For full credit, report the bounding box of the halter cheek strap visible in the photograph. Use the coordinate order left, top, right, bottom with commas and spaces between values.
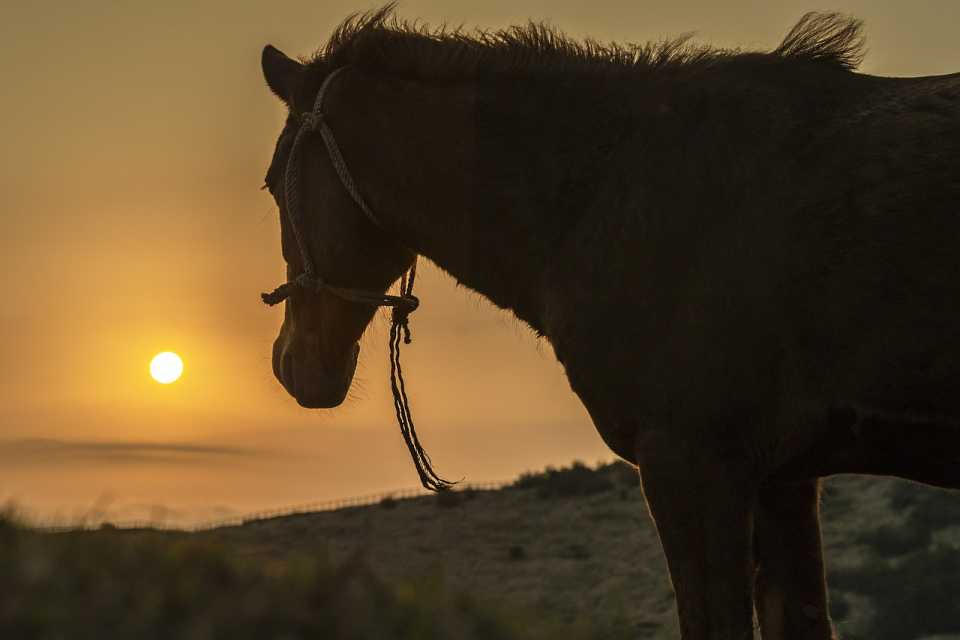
261, 67, 454, 492
261, 67, 416, 311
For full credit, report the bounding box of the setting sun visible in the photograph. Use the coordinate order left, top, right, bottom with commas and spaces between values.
150, 352, 183, 384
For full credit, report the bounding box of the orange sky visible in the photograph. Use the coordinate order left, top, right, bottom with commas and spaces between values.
3, 0, 959, 526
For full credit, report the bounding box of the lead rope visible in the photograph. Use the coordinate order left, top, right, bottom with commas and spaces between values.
388, 263, 454, 491
262, 67, 455, 492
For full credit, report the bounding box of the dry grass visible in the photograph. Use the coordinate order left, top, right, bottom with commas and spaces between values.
205, 477, 671, 636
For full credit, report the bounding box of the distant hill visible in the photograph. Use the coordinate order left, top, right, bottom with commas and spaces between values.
3, 462, 960, 639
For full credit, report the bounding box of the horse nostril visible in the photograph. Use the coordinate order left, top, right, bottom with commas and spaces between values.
272, 338, 282, 373
272, 338, 287, 385
280, 348, 296, 393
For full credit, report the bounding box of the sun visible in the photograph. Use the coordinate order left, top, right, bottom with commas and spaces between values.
150, 352, 183, 384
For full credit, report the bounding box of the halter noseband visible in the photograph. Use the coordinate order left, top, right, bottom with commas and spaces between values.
261, 67, 418, 312
261, 67, 454, 492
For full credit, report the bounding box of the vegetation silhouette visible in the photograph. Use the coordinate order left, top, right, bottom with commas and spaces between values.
0, 510, 632, 640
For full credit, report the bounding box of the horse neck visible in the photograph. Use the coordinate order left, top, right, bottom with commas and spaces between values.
328, 70, 588, 334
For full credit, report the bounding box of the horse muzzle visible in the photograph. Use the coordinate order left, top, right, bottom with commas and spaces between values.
272, 336, 359, 408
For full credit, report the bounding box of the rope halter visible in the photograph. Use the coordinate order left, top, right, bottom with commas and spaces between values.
261, 67, 454, 492
261, 67, 416, 312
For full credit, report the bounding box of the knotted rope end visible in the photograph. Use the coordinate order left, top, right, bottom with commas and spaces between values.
261, 283, 296, 306
261, 273, 324, 306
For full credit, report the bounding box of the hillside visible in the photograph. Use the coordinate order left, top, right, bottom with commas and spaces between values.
4, 463, 960, 639
198, 465, 960, 640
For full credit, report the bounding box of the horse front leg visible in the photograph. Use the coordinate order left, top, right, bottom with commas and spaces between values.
637, 436, 757, 640
753, 480, 835, 640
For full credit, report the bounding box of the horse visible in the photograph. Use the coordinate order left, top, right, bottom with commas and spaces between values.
258, 8, 960, 639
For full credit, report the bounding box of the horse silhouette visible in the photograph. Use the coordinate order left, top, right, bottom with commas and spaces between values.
259, 9, 960, 639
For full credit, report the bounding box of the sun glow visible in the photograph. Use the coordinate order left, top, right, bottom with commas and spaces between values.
150, 352, 183, 384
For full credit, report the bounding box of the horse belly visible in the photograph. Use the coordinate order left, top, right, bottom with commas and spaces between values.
779, 197, 960, 483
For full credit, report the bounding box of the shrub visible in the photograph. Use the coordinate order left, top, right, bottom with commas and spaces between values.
436, 489, 463, 509
911, 491, 960, 530
828, 593, 851, 622
889, 481, 960, 529
595, 461, 640, 489
514, 462, 614, 499
819, 480, 854, 513
856, 523, 931, 557
889, 479, 930, 510
829, 558, 884, 595
829, 546, 960, 640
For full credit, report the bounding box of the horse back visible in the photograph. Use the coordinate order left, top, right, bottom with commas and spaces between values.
792, 71, 960, 416
551, 66, 960, 466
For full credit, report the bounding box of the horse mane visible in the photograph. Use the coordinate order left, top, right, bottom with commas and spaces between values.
773, 11, 866, 70
312, 6, 866, 79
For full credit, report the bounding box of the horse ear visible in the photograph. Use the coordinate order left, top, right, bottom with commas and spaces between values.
262, 45, 303, 103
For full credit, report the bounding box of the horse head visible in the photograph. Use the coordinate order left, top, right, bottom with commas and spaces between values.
261, 46, 416, 409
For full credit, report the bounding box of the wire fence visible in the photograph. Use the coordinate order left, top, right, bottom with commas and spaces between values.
33, 479, 514, 534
